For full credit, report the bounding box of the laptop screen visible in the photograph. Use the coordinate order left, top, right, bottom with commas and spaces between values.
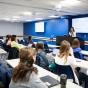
52, 49, 59, 56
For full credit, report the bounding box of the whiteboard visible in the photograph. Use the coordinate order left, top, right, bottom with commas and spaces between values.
35, 22, 44, 32
72, 17, 88, 33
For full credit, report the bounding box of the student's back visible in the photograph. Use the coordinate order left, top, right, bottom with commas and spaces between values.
9, 47, 48, 88
9, 72, 47, 88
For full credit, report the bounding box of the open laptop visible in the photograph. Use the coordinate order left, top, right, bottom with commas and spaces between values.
52, 49, 59, 56
40, 75, 59, 88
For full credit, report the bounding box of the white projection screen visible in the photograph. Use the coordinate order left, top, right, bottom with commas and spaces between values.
72, 17, 88, 33
35, 22, 44, 32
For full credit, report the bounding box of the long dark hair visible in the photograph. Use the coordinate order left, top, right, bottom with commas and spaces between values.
12, 47, 38, 82
70, 27, 75, 32
6, 35, 11, 44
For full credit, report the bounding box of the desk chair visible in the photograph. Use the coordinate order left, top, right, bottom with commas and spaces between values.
44, 44, 52, 53
73, 52, 82, 59
8, 47, 19, 59
55, 64, 76, 83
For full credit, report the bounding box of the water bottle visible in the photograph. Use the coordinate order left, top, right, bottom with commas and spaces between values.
60, 74, 67, 88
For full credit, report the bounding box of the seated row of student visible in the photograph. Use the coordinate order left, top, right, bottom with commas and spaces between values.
72, 38, 83, 59
55, 40, 88, 87
9, 47, 48, 88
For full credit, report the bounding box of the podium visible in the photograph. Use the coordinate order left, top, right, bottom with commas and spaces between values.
56, 36, 84, 50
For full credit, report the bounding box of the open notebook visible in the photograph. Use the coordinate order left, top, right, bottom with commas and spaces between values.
40, 75, 59, 88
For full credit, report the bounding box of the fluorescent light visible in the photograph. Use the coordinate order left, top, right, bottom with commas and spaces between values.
23, 12, 32, 15
12, 16, 20, 18
49, 15, 59, 18
56, 0, 81, 7
12, 19, 17, 21
35, 18, 43, 20
26, 20, 32, 21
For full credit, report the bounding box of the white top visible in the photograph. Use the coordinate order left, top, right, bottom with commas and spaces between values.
55, 55, 76, 69
69, 32, 76, 37
55, 55, 79, 84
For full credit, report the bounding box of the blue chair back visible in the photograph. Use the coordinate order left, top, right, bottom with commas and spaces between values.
55, 64, 75, 83
73, 52, 81, 59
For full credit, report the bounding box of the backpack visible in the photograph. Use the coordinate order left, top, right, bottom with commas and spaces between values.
36, 52, 49, 70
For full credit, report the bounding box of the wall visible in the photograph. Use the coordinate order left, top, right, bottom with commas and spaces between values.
0, 21, 23, 36
24, 18, 69, 44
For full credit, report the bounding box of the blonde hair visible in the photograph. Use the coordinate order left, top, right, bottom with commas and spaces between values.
58, 40, 70, 64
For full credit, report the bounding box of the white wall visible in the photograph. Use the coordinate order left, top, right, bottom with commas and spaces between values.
0, 21, 23, 36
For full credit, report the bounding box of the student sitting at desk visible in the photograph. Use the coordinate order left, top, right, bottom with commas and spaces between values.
9, 47, 48, 88
28, 35, 35, 47
55, 40, 88, 88
72, 38, 83, 59
6, 35, 11, 46
11, 35, 21, 50
35, 42, 50, 69
55, 40, 79, 84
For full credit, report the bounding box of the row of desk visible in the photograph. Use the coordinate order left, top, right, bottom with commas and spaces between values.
6, 59, 82, 88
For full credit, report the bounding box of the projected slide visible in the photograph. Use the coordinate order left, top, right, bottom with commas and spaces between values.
35, 22, 44, 32
72, 17, 88, 33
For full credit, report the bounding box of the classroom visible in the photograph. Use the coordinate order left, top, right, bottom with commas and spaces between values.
0, 0, 88, 88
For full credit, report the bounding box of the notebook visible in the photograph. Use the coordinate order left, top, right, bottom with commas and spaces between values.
52, 49, 59, 56
28, 44, 32, 47
40, 75, 59, 87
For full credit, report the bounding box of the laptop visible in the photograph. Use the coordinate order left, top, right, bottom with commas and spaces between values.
40, 75, 59, 88
52, 49, 59, 56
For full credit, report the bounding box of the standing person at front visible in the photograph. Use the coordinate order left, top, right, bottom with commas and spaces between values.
69, 27, 76, 37
9, 47, 48, 88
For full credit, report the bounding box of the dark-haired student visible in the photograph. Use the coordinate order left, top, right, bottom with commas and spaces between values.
69, 27, 76, 37
11, 35, 21, 50
9, 47, 48, 88
6, 35, 11, 46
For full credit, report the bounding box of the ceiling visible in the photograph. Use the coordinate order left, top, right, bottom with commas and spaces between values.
0, 0, 88, 22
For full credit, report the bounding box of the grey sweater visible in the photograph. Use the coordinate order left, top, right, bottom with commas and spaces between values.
9, 72, 48, 88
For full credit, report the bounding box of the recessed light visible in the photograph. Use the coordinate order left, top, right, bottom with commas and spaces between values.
12, 16, 20, 19
35, 18, 43, 20
56, 0, 81, 7
26, 20, 32, 21
23, 12, 32, 15
49, 15, 59, 18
